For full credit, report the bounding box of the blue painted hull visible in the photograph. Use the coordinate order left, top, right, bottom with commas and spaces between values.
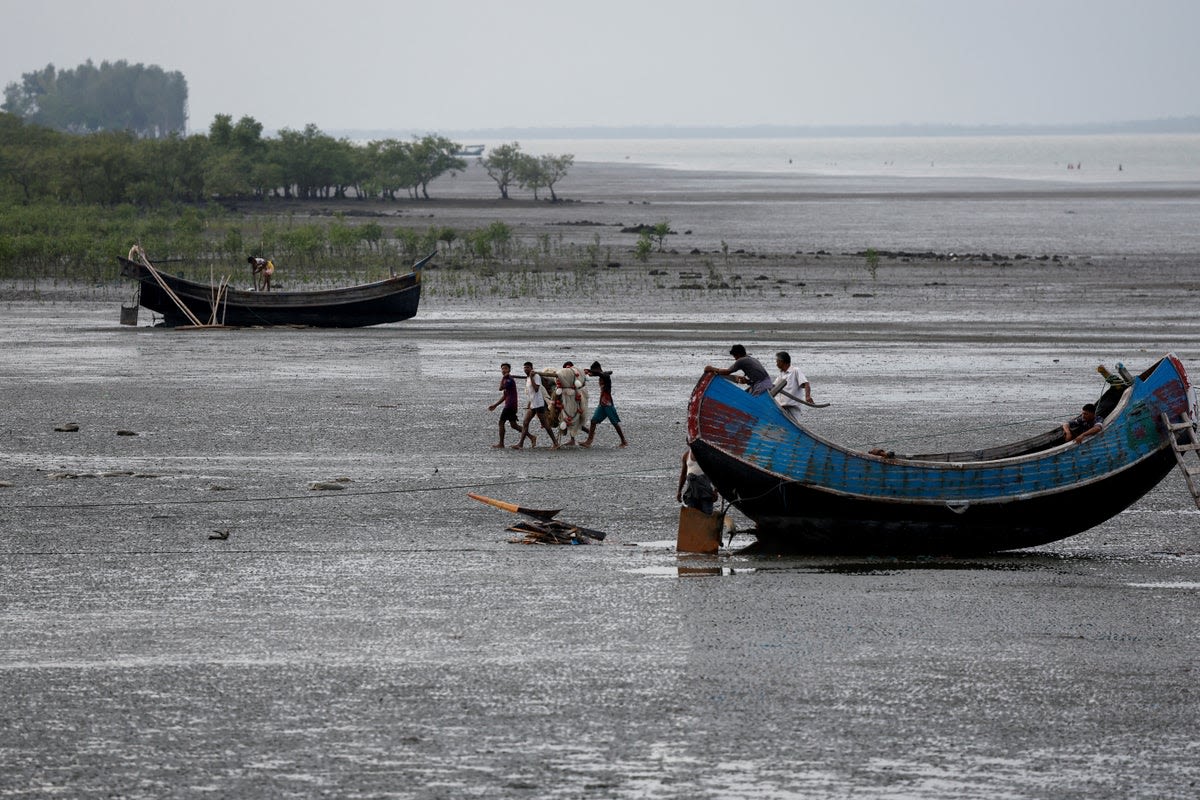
687, 356, 1195, 554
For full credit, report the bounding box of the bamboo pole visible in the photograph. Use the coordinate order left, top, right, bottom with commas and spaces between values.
129, 245, 205, 327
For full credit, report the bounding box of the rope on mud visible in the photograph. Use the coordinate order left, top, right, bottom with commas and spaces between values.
3, 467, 674, 511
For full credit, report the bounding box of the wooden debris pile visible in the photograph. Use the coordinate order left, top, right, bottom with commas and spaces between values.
468, 492, 607, 545
506, 519, 600, 545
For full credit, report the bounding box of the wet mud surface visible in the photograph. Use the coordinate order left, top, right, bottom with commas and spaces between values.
3, 255, 1200, 797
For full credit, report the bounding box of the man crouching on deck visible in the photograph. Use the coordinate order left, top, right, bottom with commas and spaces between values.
1063, 403, 1104, 443
704, 344, 773, 395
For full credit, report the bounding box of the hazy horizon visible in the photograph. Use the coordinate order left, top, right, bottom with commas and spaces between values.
4, 0, 1198, 135
328, 118, 1200, 142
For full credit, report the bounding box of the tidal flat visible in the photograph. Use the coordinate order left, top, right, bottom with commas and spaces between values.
3, 167, 1200, 797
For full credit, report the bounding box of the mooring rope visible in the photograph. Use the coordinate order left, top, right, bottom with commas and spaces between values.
129, 244, 205, 327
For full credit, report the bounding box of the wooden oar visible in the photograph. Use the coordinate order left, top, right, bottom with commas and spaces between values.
773, 387, 831, 408
468, 492, 561, 520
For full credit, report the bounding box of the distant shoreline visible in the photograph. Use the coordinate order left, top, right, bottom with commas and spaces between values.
326, 117, 1200, 143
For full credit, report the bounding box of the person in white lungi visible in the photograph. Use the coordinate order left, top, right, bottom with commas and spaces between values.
772, 351, 814, 426
512, 361, 559, 449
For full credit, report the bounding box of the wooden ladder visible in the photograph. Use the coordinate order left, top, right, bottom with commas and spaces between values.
1162, 411, 1200, 509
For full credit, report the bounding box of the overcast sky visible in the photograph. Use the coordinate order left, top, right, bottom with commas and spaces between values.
4, 0, 1197, 134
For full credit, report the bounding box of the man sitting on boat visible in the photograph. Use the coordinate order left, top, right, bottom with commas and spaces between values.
1063, 403, 1104, 443
248, 256, 275, 291
704, 344, 773, 395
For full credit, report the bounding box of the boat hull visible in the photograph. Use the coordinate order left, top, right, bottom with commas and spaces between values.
687, 356, 1194, 554
119, 257, 423, 328
689, 438, 1176, 553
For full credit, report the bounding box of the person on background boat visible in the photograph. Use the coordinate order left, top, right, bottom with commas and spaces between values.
513, 361, 558, 450
678, 447, 717, 514
248, 256, 275, 291
1063, 403, 1104, 443
704, 344, 772, 395
580, 360, 628, 448
771, 351, 814, 425
488, 362, 522, 448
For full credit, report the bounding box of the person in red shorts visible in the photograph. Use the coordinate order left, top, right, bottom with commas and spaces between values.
580, 360, 628, 448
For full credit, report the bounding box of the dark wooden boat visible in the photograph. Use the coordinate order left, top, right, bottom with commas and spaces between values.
118, 253, 430, 328
687, 355, 1198, 554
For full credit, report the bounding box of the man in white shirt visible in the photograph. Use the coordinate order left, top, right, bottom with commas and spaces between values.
512, 361, 559, 449
771, 351, 813, 425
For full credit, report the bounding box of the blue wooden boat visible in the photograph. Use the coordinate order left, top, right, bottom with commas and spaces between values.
687, 355, 1197, 554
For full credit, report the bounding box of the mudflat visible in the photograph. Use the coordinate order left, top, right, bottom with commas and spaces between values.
2, 162, 1200, 798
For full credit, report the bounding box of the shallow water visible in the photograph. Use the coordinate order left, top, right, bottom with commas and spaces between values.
3, 259, 1200, 797
514, 134, 1200, 184
424, 136, 1200, 257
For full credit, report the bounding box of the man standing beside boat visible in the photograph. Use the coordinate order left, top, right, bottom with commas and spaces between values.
704, 344, 773, 395
678, 447, 717, 514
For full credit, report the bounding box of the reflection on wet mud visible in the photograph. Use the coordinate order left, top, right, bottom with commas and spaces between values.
677, 565, 756, 578
653, 548, 1090, 577
741, 552, 1079, 574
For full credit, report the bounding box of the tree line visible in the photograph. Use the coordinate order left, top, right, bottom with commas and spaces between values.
0, 112, 572, 206
3, 60, 188, 139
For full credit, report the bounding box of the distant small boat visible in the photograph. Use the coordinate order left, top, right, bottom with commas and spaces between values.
454, 144, 485, 157
688, 355, 1199, 554
119, 252, 431, 328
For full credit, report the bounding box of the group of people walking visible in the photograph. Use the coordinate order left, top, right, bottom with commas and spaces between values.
487, 344, 815, 459
487, 344, 818, 522
488, 360, 628, 450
